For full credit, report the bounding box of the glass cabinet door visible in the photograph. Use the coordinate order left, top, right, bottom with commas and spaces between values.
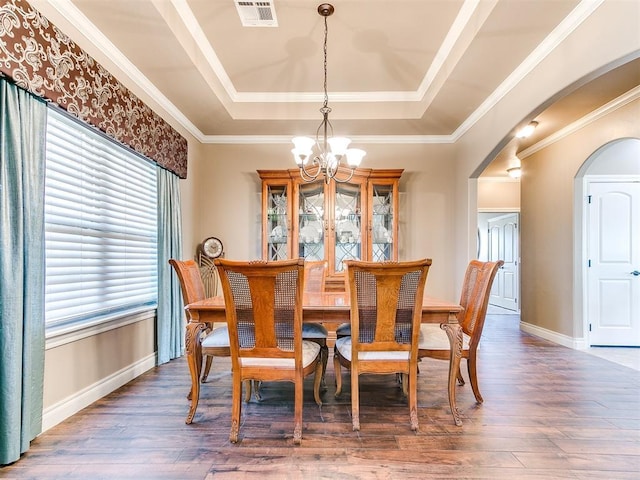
333, 182, 362, 273
266, 183, 289, 261
297, 181, 325, 261
259, 168, 402, 291
370, 183, 395, 262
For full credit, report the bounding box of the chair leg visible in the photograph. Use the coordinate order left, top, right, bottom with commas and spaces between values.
351, 366, 360, 431
456, 366, 465, 386
242, 380, 262, 402
293, 372, 303, 445
409, 367, 419, 431
467, 356, 483, 404
185, 323, 205, 424
320, 343, 329, 390
243, 380, 253, 402
307, 339, 328, 390
201, 354, 213, 383
313, 360, 323, 406
333, 353, 343, 397
230, 375, 242, 443
186, 353, 202, 424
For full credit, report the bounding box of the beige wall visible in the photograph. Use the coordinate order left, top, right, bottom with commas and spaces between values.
179, 139, 203, 256
452, 0, 640, 292
478, 179, 520, 211
451, 1, 639, 338
189, 142, 459, 300
521, 99, 640, 337
44, 317, 155, 411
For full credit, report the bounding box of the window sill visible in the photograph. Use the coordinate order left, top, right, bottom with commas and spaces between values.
45, 308, 157, 350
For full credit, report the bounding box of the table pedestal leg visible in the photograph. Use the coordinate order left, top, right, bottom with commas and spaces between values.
441, 313, 463, 427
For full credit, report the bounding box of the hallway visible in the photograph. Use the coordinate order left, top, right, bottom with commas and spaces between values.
487, 304, 640, 371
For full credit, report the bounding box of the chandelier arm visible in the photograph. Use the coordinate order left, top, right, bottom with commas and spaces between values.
325, 155, 337, 180
317, 107, 333, 155
299, 155, 322, 182
330, 167, 356, 184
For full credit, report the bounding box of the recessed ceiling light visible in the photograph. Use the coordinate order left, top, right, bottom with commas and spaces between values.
507, 167, 522, 178
516, 121, 539, 139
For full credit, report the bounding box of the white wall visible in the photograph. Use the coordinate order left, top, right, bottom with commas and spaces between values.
584, 138, 640, 175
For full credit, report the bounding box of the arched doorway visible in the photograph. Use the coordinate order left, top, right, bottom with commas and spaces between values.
575, 138, 640, 347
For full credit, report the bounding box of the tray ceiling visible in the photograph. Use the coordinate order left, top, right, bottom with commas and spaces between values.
28, 0, 640, 176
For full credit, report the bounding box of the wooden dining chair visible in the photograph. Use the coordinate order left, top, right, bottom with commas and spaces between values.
334, 259, 431, 432
250, 259, 329, 398
303, 260, 329, 385
215, 258, 323, 444
418, 259, 503, 404
168, 259, 230, 424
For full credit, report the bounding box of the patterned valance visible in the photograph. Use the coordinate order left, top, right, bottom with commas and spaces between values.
0, 0, 188, 178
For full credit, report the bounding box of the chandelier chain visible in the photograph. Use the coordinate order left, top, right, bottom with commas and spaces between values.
291, 4, 365, 184
323, 14, 328, 110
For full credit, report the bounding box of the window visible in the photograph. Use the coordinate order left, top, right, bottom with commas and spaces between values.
44, 107, 158, 332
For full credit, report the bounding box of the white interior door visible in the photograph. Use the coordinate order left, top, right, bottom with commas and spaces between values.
487, 213, 519, 311
588, 181, 640, 346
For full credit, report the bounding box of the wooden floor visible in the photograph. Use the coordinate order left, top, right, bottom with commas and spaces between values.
3, 314, 639, 479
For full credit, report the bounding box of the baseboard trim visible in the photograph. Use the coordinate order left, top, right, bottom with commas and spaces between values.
520, 320, 587, 349
41, 353, 157, 433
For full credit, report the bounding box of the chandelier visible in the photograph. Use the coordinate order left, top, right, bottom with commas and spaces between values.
291, 3, 366, 184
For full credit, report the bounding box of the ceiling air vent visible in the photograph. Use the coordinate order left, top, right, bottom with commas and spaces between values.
234, 1, 278, 27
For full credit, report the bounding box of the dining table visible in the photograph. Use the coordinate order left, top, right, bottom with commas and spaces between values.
185, 291, 464, 426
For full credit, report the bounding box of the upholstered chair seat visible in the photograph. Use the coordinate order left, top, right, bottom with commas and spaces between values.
418, 324, 472, 351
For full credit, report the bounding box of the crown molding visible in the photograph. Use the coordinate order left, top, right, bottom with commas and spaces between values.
36, 0, 604, 145
31, 0, 201, 138
169, 0, 236, 99
520, 85, 640, 159
450, 0, 604, 142
199, 134, 455, 145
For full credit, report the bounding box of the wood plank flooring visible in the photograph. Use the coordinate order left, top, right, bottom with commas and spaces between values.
2, 314, 639, 479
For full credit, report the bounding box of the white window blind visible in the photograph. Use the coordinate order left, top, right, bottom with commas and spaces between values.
45, 107, 158, 329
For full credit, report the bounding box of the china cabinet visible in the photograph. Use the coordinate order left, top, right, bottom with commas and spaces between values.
259, 167, 402, 291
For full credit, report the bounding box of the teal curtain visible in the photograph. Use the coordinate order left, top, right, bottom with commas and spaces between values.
0, 79, 47, 465
156, 166, 184, 364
